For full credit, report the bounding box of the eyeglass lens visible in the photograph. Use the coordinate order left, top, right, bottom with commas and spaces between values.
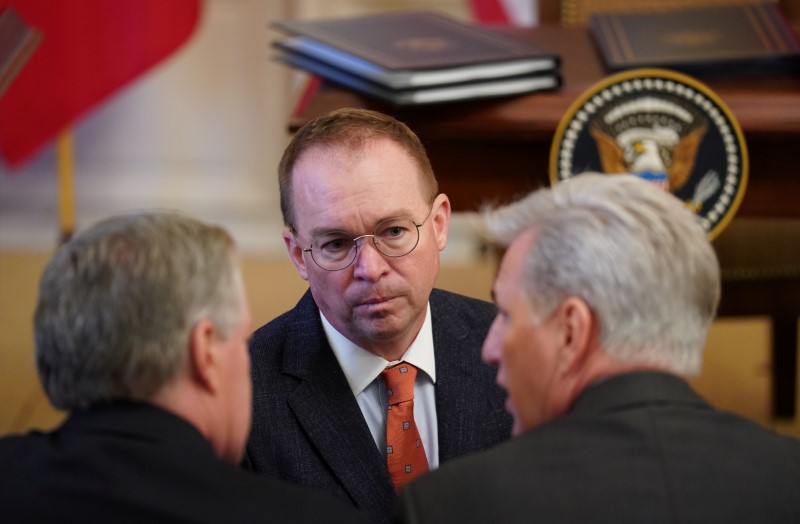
310, 216, 421, 271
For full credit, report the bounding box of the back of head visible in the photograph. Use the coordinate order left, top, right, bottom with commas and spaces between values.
278, 108, 438, 231
482, 174, 720, 375
35, 211, 243, 410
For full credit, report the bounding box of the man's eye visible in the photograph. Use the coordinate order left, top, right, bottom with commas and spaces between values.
320, 238, 351, 252
382, 226, 406, 238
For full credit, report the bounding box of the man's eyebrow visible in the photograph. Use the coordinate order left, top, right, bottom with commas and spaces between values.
306, 210, 417, 238
307, 225, 351, 238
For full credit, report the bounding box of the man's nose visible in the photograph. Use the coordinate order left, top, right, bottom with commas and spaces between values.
351, 236, 390, 280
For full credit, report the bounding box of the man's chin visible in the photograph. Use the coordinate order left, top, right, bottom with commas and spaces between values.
353, 306, 408, 334
357, 322, 405, 344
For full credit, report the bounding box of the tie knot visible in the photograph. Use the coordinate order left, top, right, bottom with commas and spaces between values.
381, 362, 417, 405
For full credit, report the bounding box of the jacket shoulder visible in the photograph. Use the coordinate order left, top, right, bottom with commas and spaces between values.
249, 291, 319, 355
429, 289, 495, 321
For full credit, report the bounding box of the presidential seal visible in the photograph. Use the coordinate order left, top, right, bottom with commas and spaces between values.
549, 68, 748, 239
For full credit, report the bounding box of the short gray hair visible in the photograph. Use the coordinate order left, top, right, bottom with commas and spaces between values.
35, 211, 244, 410
482, 174, 720, 375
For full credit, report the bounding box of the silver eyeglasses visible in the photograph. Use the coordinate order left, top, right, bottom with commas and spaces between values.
302, 206, 433, 271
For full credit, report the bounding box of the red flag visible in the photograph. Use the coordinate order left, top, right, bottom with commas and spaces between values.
0, 0, 200, 169
467, 0, 512, 25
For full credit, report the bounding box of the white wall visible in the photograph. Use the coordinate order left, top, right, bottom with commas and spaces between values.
0, 0, 483, 257
1, 1, 293, 254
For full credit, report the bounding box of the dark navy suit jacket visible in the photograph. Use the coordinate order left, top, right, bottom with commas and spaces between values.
394, 372, 800, 524
246, 289, 511, 523
0, 402, 367, 523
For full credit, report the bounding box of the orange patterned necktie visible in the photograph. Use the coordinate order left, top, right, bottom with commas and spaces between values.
381, 362, 429, 491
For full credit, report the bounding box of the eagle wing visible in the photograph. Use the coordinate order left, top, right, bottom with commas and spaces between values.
668, 122, 708, 191
590, 127, 627, 174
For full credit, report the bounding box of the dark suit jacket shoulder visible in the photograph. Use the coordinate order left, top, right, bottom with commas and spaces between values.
0, 402, 366, 523
247, 289, 510, 523
395, 372, 800, 524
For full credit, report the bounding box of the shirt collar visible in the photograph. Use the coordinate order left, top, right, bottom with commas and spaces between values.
321, 304, 436, 396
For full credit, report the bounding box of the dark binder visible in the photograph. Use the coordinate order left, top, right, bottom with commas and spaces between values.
272, 10, 559, 91
276, 48, 560, 106
589, 3, 800, 76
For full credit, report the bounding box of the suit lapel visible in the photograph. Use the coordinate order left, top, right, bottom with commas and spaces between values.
430, 291, 500, 463
283, 292, 395, 516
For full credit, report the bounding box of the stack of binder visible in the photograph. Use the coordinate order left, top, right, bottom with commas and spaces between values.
271, 10, 561, 106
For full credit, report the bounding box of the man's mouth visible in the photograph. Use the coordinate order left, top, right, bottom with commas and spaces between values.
355, 296, 396, 309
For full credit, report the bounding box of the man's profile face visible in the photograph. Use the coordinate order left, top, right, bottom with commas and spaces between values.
283, 138, 450, 357
482, 231, 564, 435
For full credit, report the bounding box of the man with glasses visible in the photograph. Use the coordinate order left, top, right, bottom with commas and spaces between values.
245, 108, 511, 523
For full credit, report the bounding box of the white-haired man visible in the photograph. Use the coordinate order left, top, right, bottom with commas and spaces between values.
394, 174, 800, 523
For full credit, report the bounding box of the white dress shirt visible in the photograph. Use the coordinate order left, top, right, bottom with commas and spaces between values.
321, 305, 439, 469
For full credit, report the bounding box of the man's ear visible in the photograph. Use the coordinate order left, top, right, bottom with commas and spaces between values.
556, 297, 595, 375
188, 318, 221, 393
283, 230, 309, 281
431, 193, 451, 251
